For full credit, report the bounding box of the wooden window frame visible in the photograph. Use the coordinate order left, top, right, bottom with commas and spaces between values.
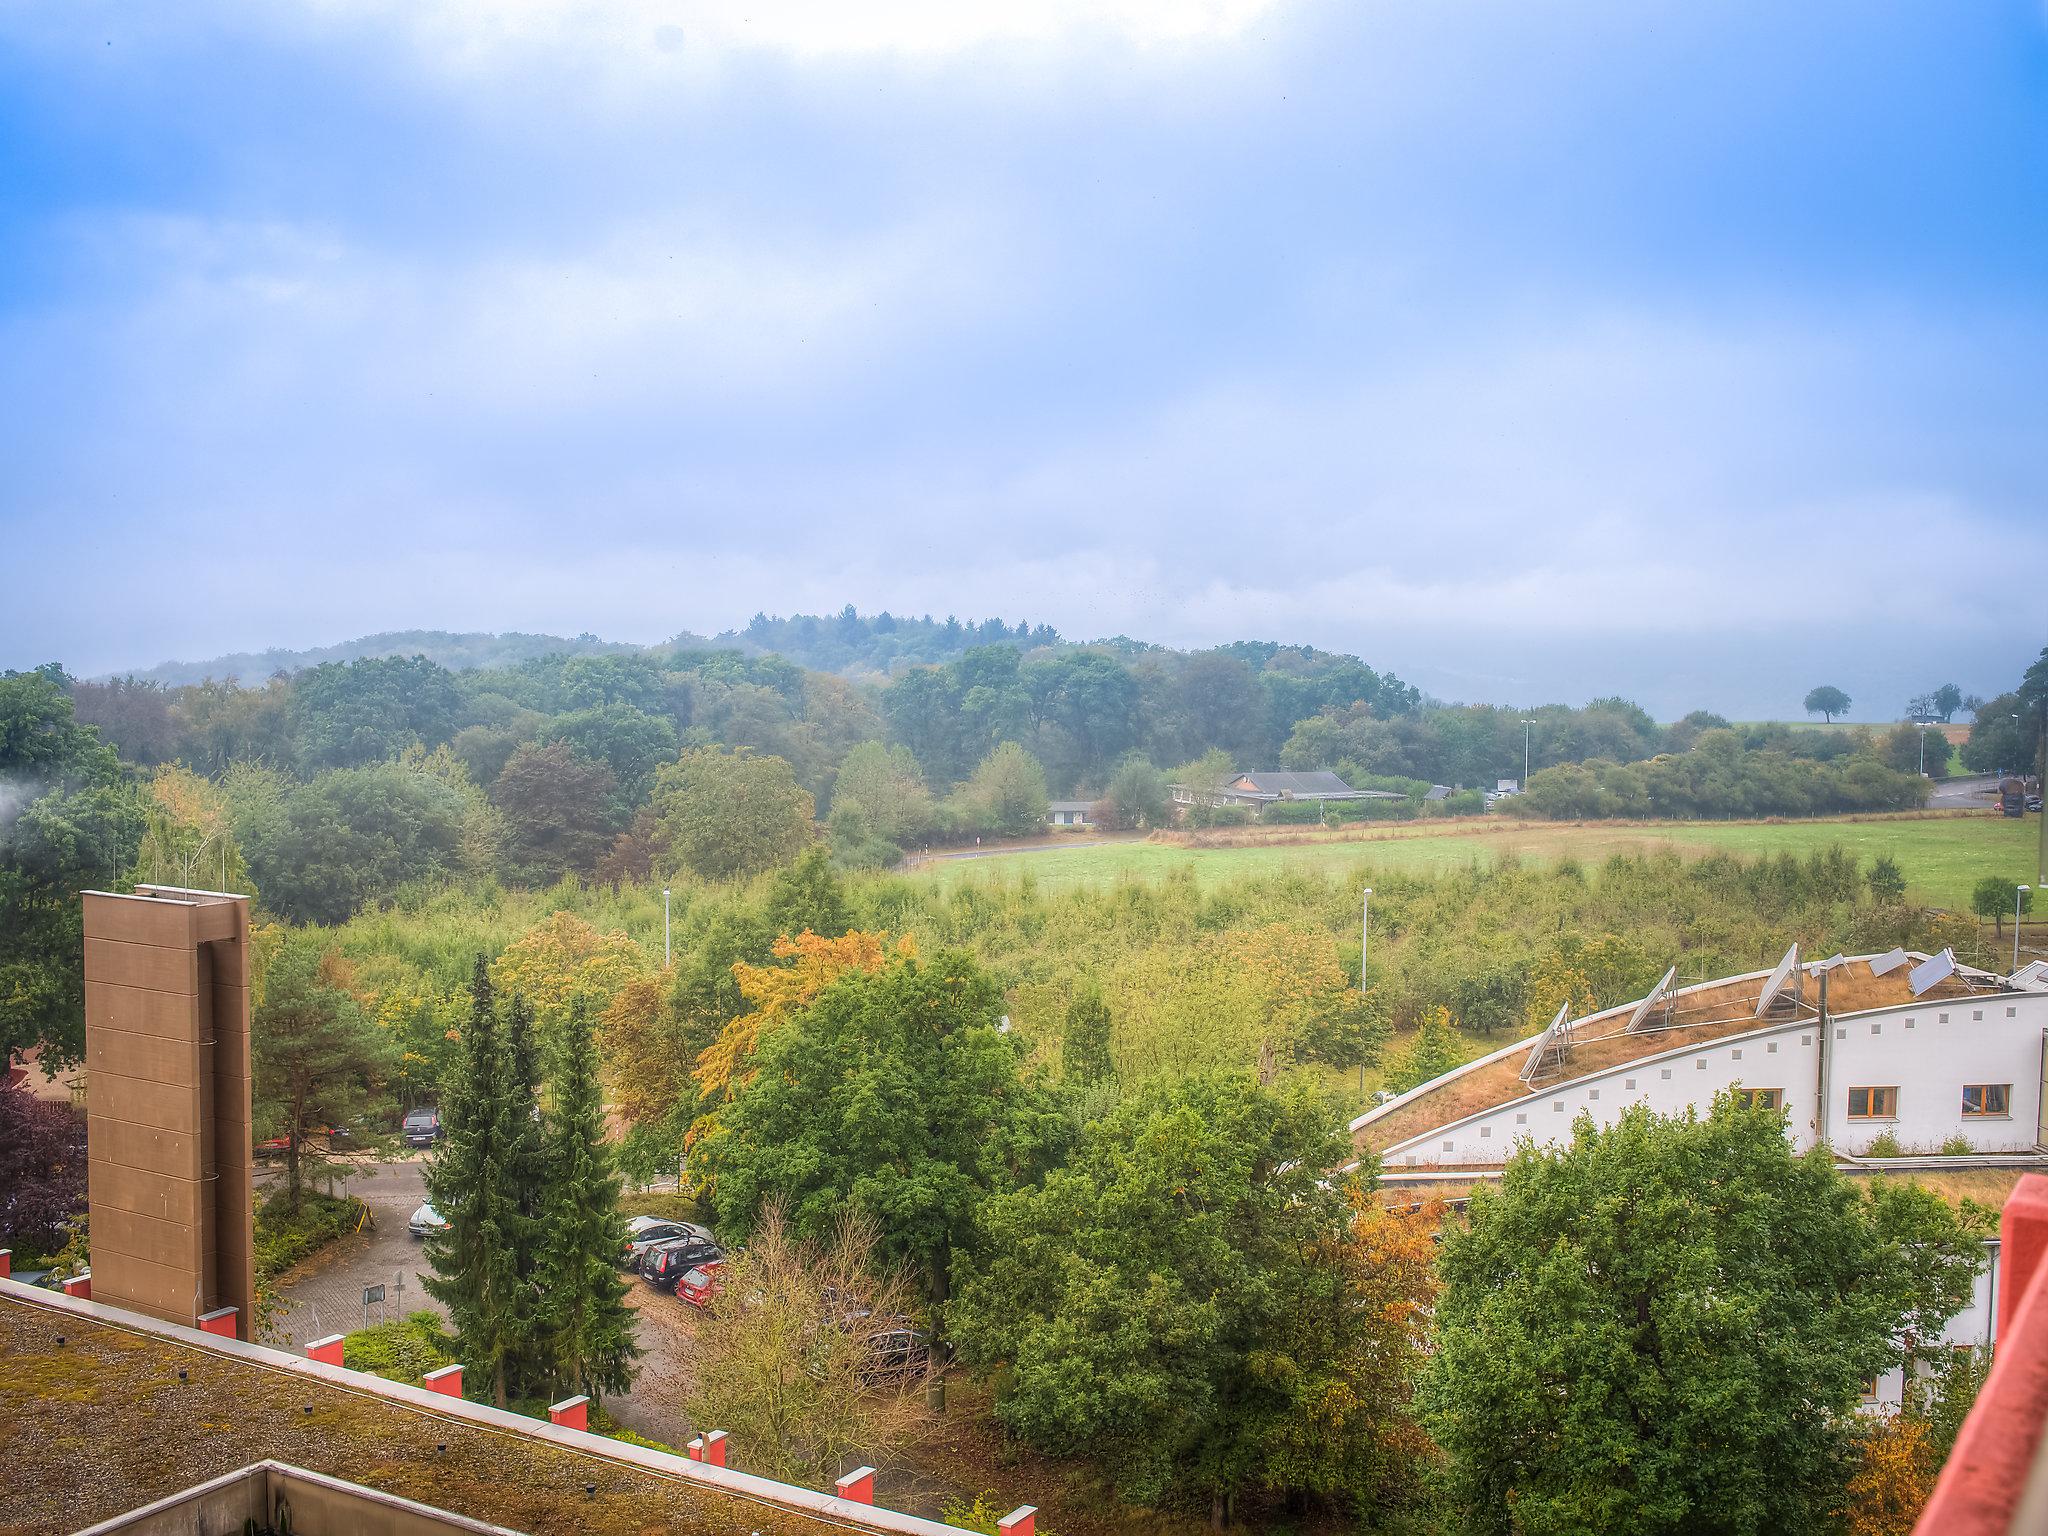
1961, 1083, 2011, 1119
1847, 1086, 1898, 1120
1734, 1087, 1784, 1110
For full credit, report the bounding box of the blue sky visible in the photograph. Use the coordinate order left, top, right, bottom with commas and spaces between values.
2, 0, 2044, 718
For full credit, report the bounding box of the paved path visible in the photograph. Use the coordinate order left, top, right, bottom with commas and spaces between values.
262, 1158, 440, 1348
264, 1158, 697, 1440
1930, 774, 2001, 808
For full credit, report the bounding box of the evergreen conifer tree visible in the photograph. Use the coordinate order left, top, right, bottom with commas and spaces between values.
536, 1001, 641, 1405
425, 962, 552, 1406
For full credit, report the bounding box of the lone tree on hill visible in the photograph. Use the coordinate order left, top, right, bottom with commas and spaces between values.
1804, 684, 1852, 723
1418, 1094, 1985, 1536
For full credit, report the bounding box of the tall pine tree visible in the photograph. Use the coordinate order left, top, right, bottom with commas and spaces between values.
426, 960, 545, 1407
536, 1000, 640, 1406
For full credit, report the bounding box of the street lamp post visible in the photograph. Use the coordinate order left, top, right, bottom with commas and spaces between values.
663, 887, 672, 969
1917, 722, 1927, 776
2020, 886, 2033, 975
1359, 886, 1374, 1096
1521, 720, 1536, 789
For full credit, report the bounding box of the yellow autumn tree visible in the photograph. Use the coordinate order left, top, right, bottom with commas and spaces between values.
134, 764, 253, 898
491, 911, 649, 1036
1845, 1415, 1936, 1536
693, 929, 915, 1105
603, 975, 684, 1125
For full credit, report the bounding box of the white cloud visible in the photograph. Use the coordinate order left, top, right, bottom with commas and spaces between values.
303, 0, 1289, 71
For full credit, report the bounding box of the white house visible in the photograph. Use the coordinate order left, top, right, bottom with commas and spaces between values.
1355, 948, 2047, 1409
1046, 800, 1095, 828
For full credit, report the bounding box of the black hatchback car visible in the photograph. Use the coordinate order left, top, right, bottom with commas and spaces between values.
402, 1107, 443, 1148
641, 1235, 725, 1293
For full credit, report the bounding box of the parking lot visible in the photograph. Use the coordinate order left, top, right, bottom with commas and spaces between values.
263, 1157, 702, 1442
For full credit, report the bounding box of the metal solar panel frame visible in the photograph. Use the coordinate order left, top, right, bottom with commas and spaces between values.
2011, 959, 2048, 989
1754, 944, 1800, 1016
1519, 1002, 1572, 1083
1624, 966, 1678, 1033
1869, 948, 1911, 977
1908, 948, 1957, 998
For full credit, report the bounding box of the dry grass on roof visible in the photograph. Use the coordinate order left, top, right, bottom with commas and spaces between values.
0, 1297, 848, 1536
1356, 962, 1987, 1156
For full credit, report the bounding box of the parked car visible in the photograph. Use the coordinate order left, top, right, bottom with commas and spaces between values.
862, 1323, 933, 1385
2030, 795, 2044, 813
675, 1262, 725, 1309
253, 1135, 292, 1163
642, 1235, 724, 1292
408, 1202, 447, 1239
622, 1216, 713, 1268
402, 1107, 443, 1148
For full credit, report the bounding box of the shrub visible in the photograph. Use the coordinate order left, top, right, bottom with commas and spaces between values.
1862, 1131, 1904, 1158
343, 1310, 457, 1383
254, 1189, 365, 1280
1940, 1135, 1973, 1157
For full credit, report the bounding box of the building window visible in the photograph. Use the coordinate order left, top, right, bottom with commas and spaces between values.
1696, 1059, 1708, 1071
1661, 1068, 1672, 1080
1515, 1113, 1527, 1125
1847, 1086, 1898, 1119
1973, 1010, 1984, 1022
1905, 1020, 1915, 1030
1859, 1375, 1880, 1403
2011, 1008, 2020, 1019
1553, 1100, 1564, 1112
1962, 1084, 2011, 1118
1734, 1088, 1783, 1110
1767, 1042, 1779, 1053
1480, 1126, 1492, 1139
1870, 1023, 1881, 1036
1732, 1049, 1743, 1061
1588, 1089, 1600, 1101
1836, 1028, 1847, 1040
1624, 1078, 1636, 1091
1939, 1013, 1949, 1024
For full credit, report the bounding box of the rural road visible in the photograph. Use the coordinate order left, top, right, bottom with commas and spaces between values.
1930, 774, 2001, 809
262, 1156, 698, 1442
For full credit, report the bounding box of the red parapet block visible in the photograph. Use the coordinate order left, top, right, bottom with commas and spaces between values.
61, 1272, 91, 1300
686, 1437, 704, 1462
834, 1467, 876, 1506
704, 1429, 728, 1468
999, 1506, 1038, 1536
197, 1306, 238, 1338
0, 1248, 12, 1279
548, 1395, 589, 1432
306, 1334, 345, 1366
421, 1364, 464, 1397
1915, 1172, 2048, 1534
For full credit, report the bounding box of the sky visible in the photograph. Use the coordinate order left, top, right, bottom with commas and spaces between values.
2, 1, 2045, 720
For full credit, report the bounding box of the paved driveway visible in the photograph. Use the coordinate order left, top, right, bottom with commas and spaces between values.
263, 1157, 697, 1441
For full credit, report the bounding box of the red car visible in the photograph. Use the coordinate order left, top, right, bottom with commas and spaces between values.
676, 1261, 725, 1309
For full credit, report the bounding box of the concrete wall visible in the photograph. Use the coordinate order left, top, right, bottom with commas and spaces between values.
74, 1461, 519, 1536
82, 887, 255, 1339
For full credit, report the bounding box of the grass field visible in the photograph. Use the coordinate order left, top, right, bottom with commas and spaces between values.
914, 813, 2041, 913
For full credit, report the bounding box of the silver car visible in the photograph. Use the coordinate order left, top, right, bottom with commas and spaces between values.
408, 1201, 447, 1239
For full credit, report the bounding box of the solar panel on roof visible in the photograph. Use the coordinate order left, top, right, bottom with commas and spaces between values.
1869, 948, 1911, 977
1625, 966, 1678, 1032
1519, 1003, 1572, 1083
2008, 959, 2048, 989
1755, 944, 1799, 1016
1908, 948, 1956, 998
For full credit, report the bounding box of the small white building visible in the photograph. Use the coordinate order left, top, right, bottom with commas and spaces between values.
1046, 800, 1095, 828
1357, 948, 2047, 1409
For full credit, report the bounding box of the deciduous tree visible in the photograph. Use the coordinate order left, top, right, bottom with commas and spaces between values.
648, 747, 815, 882
0, 1078, 87, 1266
1418, 1095, 1986, 1536
952, 1074, 1428, 1523
491, 740, 618, 884
1804, 684, 1852, 723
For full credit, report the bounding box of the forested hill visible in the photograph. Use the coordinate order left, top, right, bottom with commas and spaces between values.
118, 629, 643, 687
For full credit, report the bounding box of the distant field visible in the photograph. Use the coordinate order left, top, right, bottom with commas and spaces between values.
913, 813, 2040, 912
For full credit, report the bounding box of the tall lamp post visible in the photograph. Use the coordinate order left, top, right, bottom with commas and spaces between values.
1521, 720, 1536, 790
1917, 721, 1928, 776
1359, 886, 1373, 1096
663, 886, 672, 969
2021, 886, 2033, 975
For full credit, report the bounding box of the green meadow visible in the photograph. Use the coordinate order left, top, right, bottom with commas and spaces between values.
913, 812, 2038, 914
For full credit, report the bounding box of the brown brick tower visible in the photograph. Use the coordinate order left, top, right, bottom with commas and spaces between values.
81, 886, 256, 1339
